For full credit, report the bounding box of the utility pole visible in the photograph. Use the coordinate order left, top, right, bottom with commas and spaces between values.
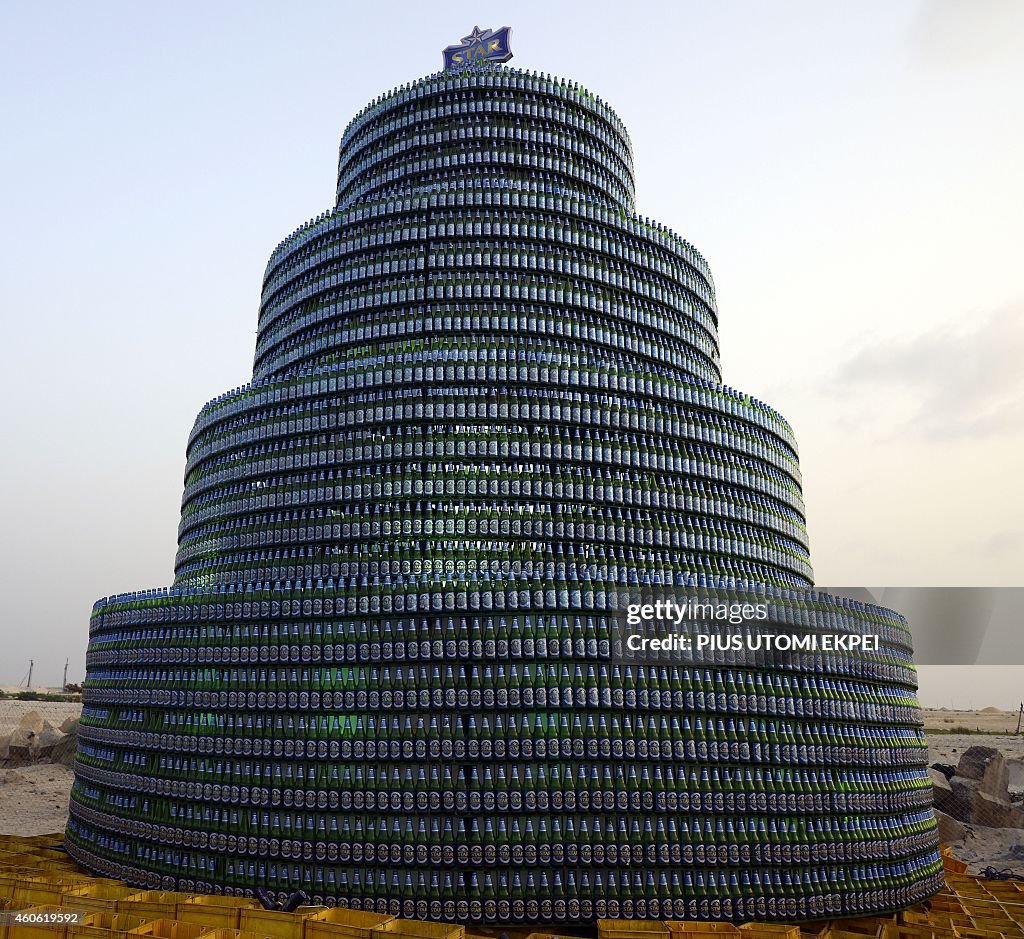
1016, 702, 1022, 736
63, 659, 69, 690
26, 659, 33, 689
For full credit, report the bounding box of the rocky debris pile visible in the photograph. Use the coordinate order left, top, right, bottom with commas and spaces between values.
933, 745, 1024, 831
0, 711, 78, 771
1008, 757, 1024, 800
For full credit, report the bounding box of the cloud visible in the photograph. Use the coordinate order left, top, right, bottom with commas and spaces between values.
832, 303, 1024, 439
910, 0, 1024, 68
974, 530, 1024, 559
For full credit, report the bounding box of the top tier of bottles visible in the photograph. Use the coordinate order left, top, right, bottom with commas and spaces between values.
335, 64, 637, 211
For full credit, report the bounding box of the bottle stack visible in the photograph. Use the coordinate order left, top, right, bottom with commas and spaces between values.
68, 61, 941, 920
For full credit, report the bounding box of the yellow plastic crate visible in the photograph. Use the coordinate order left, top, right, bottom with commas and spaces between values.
237, 907, 322, 939
195, 930, 267, 939
950, 883, 991, 902
603, 923, 673, 935
931, 899, 967, 915
174, 900, 261, 932
68, 912, 149, 939
960, 907, 1005, 925
13, 884, 71, 910
977, 921, 1020, 938
797, 926, 831, 939
971, 913, 1017, 929
370, 920, 463, 939
883, 925, 948, 939
116, 898, 191, 922
673, 932, 739, 939
973, 927, 1020, 939
128, 921, 207, 939
993, 909, 1024, 929
984, 886, 1024, 903
953, 928, 1007, 939
0, 852, 38, 866
61, 887, 139, 916
740, 927, 801, 939
604, 931, 673, 939
305, 910, 395, 939
9, 839, 58, 852
827, 928, 885, 939
0, 857, 37, 871
671, 931, 741, 939
669, 927, 738, 936
67, 925, 128, 939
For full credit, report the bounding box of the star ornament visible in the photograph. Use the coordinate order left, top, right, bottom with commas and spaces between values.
443, 25, 514, 69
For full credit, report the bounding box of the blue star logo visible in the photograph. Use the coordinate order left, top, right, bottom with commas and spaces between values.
443, 25, 514, 69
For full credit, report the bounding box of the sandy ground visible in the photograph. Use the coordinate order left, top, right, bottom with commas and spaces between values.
0, 764, 74, 836
946, 821, 1024, 874
924, 707, 1024, 736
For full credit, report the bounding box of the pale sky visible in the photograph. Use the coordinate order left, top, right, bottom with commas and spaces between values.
1, 2, 1022, 707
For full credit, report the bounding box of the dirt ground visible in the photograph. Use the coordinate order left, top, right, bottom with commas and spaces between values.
923, 707, 1023, 736
0, 763, 75, 836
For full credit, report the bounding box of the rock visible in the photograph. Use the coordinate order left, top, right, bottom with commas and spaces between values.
943, 756, 1024, 829
946, 776, 979, 822
16, 710, 45, 735
0, 732, 9, 761
931, 768, 953, 808
932, 762, 957, 780
7, 725, 39, 766
957, 746, 998, 780
935, 808, 967, 843
50, 731, 79, 768
974, 791, 1024, 829
1007, 758, 1024, 791
59, 716, 80, 734
35, 723, 63, 759
958, 746, 1007, 792
977, 754, 1010, 800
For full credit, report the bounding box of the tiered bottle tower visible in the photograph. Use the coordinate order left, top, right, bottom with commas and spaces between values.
69, 62, 942, 923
